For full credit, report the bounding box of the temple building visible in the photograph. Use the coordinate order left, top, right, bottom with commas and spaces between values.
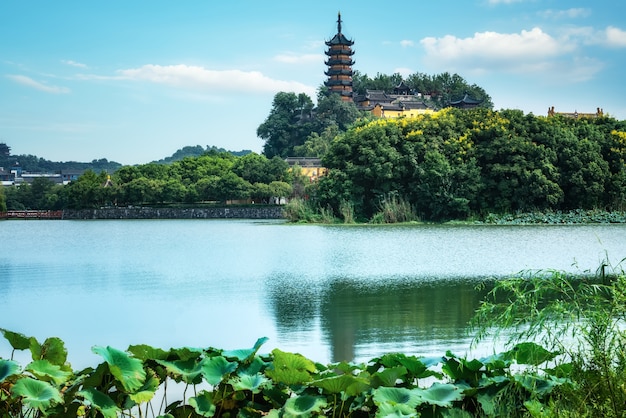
547, 106, 604, 119
325, 12, 355, 102
353, 87, 434, 118
449, 93, 482, 109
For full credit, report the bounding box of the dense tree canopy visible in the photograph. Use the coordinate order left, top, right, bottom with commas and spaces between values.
4, 152, 294, 210
352, 71, 493, 110
258, 90, 364, 159
314, 108, 626, 221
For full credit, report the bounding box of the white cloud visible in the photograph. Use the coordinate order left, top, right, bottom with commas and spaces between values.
539, 8, 591, 19
6, 74, 70, 94
421, 28, 574, 70
273, 53, 324, 64
116, 64, 316, 96
400, 40, 414, 47
421, 27, 567, 60
62, 60, 88, 68
605, 26, 626, 47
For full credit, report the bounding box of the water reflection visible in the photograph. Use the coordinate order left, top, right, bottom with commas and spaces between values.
266, 274, 492, 363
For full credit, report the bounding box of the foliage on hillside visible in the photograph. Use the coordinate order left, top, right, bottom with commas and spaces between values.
0, 143, 122, 174
309, 108, 626, 222
352, 70, 493, 110
3, 152, 299, 210
151, 145, 252, 164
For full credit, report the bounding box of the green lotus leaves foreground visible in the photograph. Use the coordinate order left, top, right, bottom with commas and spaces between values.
0, 359, 20, 382
0, 328, 32, 351
77, 388, 120, 418
413, 382, 465, 407
200, 356, 237, 385
30, 337, 68, 366
265, 349, 317, 385
25, 359, 72, 385
282, 394, 327, 417
11, 377, 63, 412
373, 386, 423, 410
0, 330, 575, 417
156, 358, 204, 384
189, 390, 216, 417
92, 345, 146, 392
222, 336, 269, 362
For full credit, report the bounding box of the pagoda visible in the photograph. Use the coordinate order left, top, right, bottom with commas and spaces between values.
324, 12, 355, 102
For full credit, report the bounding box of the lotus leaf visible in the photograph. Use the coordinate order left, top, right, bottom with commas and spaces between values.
505, 342, 559, 366
129, 369, 160, 404
0, 359, 20, 382
200, 356, 237, 385
371, 354, 442, 381
265, 349, 316, 385
372, 366, 408, 387
78, 387, 120, 418
375, 402, 418, 417
231, 371, 270, 393
11, 377, 63, 412
373, 387, 421, 409
156, 358, 203, 384
480, 353, 512, 373
513, 374, 567, 397
222, 336, 268, 361
240, 355, 269, 375
283, 394, 327, 417
311, 374, 370, 397
128, 344, 169, 361
0, 328, 32, 351
92, 345, 146, 392
414, 382, 464, 407
25, 359, 72, 385
189, 390, 216, 417
442, 354, 484, 385
30, 337, 68, 366
169, 346, 204, 361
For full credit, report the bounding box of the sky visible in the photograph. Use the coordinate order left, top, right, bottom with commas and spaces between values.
1, 0, 626, 166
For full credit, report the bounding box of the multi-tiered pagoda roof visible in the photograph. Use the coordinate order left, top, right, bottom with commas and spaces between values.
324, 13, 354, 101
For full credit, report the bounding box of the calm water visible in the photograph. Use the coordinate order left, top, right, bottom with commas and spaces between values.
1, 219, 625, 369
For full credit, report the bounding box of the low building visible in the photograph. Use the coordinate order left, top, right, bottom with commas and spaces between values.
0, 167, 14, 186
285, 157, 327, 181
354, 88, 434, 118
449, 93, 483, 109
548, 106, 604, 119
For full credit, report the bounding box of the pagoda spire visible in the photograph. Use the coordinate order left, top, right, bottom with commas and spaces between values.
337, 12, 342, 34
324, 12, 354, 102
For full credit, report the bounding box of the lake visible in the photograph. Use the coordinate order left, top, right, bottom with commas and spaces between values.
1, 219, 625, 369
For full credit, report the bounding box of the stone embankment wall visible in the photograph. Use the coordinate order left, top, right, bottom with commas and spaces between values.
63, 206, 285, 220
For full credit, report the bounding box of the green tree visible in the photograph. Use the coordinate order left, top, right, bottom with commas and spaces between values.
215, 172, 252, 203
63, 170, 110, 209
269, 181, 293, 204
232, 153, 289, 184
257, 92, 315, 158
471, 111, 563, 213
0, 185, 6, 212
293, 125, 339, 158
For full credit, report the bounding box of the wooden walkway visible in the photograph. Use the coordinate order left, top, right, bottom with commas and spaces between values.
0, 210, 63, 220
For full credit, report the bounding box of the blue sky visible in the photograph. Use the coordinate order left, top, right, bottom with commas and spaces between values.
2, 0, 626, 165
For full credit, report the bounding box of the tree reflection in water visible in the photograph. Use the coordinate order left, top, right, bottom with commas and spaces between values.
267, 274, 493, 363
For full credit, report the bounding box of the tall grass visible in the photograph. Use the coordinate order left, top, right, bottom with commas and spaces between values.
371, 193, 419, 224
471, 259, 626, 417
282, 198, 337, 224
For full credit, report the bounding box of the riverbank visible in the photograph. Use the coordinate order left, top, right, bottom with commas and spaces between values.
61, 206, 285, 220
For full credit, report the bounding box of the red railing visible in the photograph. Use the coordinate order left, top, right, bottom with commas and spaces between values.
0, 210, 63, 219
